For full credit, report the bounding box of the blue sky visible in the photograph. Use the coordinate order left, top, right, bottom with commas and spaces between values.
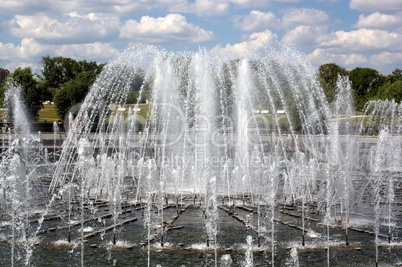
0, 0, 401, 74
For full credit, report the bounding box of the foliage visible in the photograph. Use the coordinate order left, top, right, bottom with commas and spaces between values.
390, 68, 402, 82
126, 90, 148, 104
376, 80, 402, 103
53, 71, 98, 119
318, 63, 349, 103
0, 78, 6, 108
349, 67, 385, 110
0, 67, 48, 121
41, 56, 104, 120
318, 65, 401, 107
125, 68, 147, 104
4, 56, 402, 125
41, 56, 104, 88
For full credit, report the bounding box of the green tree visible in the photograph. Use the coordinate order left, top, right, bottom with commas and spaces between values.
53, 71, 99, 119
53, 87, 72, 120
41, 56, 80, 88
126, 90, 148, 104
0, 67, 47, 121
0, 76, 8, 108
349, 67, 385, 110
377, 80, 402, 103
41, 56, 104, 88
318, 63, 349, 103
390, 68, 402, 82
125, 68, 147, 104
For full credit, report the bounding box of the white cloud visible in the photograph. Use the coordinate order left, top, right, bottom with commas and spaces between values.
1, 0, 401, 75
231, 0, 264, 6
350, 0, 402, 13
0, 38, 52, 71
230, 0, 299, 7
305, 24, 402, 73
193, 0, 230, 16
370, 52, 402, 67
308, 48, 402, 73
233, 10, 280, 32
321, 28, 402, 51
120, 14, 214, 44
211, 30, 277, 57
0, 38, 118, 72
307, 48, 368, 68
354, 12, 402, 30
171, 0, 301, 16
0, 0, 188, 16
172, 0, 300, 16
282, 8, 329, 29
282, 25, 327, 46
0, 38, 46, 61
0, 0, 302, 18
54, 42, 118, 61
172, 0, 230, 16
9, 13, 120, 44
0, 0, 52, 15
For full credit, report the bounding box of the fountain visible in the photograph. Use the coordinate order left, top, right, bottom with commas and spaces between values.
0, 44, 401, 266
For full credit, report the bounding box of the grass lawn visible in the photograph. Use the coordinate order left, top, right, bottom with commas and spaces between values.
37, 103, 151, 123
0, 104, 60, 122
4, 103, 371, 131
38, 104, 59, 122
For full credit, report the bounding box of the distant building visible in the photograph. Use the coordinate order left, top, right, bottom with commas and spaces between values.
0, 68, 10, 85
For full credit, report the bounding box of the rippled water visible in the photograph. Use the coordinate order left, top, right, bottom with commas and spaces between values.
1, 203, 401, 266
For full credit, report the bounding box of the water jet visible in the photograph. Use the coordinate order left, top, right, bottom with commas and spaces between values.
1, 45, 401, 266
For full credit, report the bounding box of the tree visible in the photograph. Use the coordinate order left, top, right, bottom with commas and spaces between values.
42, 56, 104, 119
349, 67, 385, 110
41, 56, 104, 88
318, 63, 349, 103
126, 90, 148, 104
53, 71, 99, 119
391, 68, 402, 82
0, 67, 47, 121
53, 87, 72, 120
377, 80, 402, 103
41, 56, 80, 88
0, 76, 8, 108
125, 68, 147, 104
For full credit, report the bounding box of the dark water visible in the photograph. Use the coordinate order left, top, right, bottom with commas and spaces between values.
1, 205, 401, 266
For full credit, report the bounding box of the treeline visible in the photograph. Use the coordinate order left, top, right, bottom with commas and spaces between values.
318, 63, 402, 110
1, 57, 401, 122
0, 56, 105, 121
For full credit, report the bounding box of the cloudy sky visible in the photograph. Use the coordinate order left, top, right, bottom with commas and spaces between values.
0, 0, 401, 74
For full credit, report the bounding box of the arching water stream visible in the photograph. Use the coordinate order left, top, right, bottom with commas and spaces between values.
1, 45, 401, 266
